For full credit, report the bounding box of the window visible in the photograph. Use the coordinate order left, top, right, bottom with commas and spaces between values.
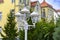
19, 0, 28, 6
43, 9, 45, 17
0, 12, 2, 20
48, 9, 53, 18
23, 0, 26, 5
19, 0, 22, 3
0, 27, 2, 32
0, 0, 4, 3
27, 0, 29, 5
41, 9, 45, 18
35, 4, 39, 11
11, 0, 15, 3
19, 0, 24, 4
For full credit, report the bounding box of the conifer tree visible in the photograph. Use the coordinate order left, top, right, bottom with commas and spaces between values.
1, 10, 18, 40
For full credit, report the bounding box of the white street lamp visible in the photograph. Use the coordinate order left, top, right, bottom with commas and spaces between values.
21, 7, 30, 13
20, 7, 30, 40
15, 12, 27, 30
15, 12, 28, 40
15, 12, 24, 40
31, 11, 39, 23
15, 7, 39, 40
15, 12, 26, 22
30, 11, 39, 28
20, 7, 30, 20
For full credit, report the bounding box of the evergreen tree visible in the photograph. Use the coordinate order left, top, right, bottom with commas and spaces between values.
1, 10, 18, 40
19, 30, 24, 40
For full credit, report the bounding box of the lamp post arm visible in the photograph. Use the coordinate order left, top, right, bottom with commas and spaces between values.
28, 23, 35, 28
20, 19, 36, 28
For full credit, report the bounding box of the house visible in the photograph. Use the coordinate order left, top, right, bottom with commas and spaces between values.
31, 0, 58, 23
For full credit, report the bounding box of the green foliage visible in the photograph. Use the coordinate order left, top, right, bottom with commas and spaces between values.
19, 19, 55, 40
45, 21, 55, 40
19, 30, 24, 40
1, 10, 18, 40
32, 21, 55, 40
53, 16, 60, 40
27, 17, 33, 25
56, 16, 60, 27
53, 27, 60, 40
30, 7, 34, 13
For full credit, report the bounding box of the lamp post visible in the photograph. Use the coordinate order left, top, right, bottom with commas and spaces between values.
15, 12, 23, 31
15, 6, 39, 40
31, 11, 39, 25
15, 12, 23, 40
20, 7, 30, 40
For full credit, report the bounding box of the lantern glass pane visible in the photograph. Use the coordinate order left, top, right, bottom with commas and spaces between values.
31, 17, 35, 23
31, 16, 38, 23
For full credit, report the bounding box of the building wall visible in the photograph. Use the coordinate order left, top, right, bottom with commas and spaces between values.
54, 11, 58, 24
41, 7, 54, 22
57, 12, 60, 15
47, 7, 54, 22
0, 0, 15, 28
30, 6, 54, 22
0, 0, 30, 38
0, 0, 15, 38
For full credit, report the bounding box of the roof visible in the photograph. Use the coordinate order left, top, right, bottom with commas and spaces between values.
31, 0, 52, 8
40, 0, 52, 8
56, 10, 60, 12
31, 1, 37, 7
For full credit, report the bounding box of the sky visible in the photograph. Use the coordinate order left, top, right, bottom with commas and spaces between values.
31, 0, 60, 10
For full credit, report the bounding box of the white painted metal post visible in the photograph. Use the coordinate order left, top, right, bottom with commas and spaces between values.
25, 29, 27, 40
24, 21, 28, 40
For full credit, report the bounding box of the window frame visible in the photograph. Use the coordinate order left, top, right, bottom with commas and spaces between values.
41, 9, 46, 18
0, 26, 2, 32
11, 0, 15, 3
0, 12, 2, 20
